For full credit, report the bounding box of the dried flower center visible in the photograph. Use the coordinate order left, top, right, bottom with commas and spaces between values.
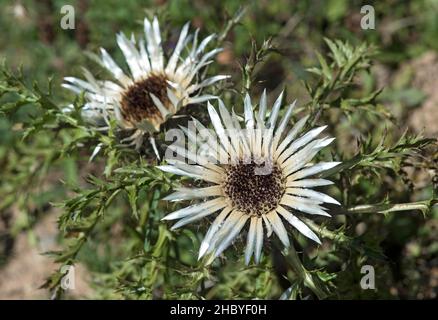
120, 74, 170, 125
223, 160, 285, 216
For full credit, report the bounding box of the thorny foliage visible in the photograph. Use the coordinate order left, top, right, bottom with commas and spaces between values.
0, 17, 436, 299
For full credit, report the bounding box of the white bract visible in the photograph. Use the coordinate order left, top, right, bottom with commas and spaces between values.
63, 16, 228, 151
159, 91, 341, 264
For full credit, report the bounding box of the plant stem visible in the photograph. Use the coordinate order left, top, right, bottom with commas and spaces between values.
347, 201, 434, 214
217, 7, 247, 45
322, 200, 435, 216
282, 244, 327, 299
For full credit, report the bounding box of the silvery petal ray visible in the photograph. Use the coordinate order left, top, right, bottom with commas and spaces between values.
159, 91, 341, 264
63, 16, 227, 153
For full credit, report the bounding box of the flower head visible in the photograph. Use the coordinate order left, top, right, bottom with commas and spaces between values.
63, 17, 228, 149
159, 91, 341, 264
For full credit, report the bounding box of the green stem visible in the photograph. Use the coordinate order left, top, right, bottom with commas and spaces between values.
217, 7, 247, 45
347, 201, 434, 215
302, 218, 350, 244
282, 244, 327, 299
303, 200, 437, 242
323, 200, 436, 216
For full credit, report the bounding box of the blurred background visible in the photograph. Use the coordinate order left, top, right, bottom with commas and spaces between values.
0, 0, 436, 299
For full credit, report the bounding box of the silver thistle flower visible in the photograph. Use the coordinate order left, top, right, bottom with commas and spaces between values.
63, 16, 228, 150
159, 91, 341, 264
